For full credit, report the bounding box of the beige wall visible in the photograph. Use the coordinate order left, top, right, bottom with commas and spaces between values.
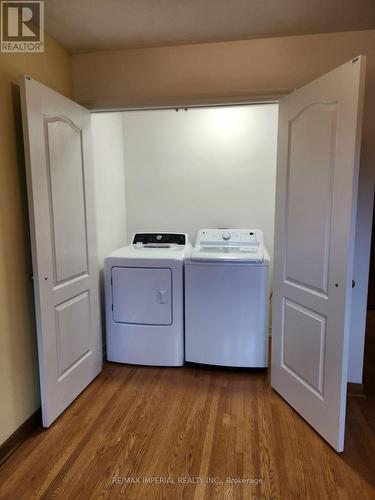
72, 29, 375, 109
73, 29, 375, 383
0, 36, 72, 445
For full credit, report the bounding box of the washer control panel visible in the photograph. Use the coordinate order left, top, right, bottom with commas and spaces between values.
195, 229, 263, 247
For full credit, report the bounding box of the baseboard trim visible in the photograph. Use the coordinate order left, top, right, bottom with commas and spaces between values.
347, 383, 366, 398
0, 409, 42, 466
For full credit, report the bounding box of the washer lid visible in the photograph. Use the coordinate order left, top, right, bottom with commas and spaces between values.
190, 246, 264, 263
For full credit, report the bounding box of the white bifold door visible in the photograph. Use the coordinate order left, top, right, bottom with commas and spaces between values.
20, 76, 102, 427
271, 57, 366, 452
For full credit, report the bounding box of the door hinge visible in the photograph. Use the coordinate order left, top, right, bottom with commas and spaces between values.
111, 304, 113, 311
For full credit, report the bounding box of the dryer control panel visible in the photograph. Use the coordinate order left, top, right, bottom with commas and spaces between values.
133, 233, 187, 246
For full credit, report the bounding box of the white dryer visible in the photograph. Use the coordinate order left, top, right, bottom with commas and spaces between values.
185, 229, 270, 367
105, 233, 191, 366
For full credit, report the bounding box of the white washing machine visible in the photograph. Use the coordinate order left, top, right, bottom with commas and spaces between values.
104, 233, 191, 366
185, 229, 269, 367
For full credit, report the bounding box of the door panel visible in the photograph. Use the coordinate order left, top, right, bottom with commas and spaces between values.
46, 118, 88, 284
20, 76, 102, 427
55, 291, 91, 378
271, 57, 366, 452
285, 103, 337, 294
282, 299, 326, 395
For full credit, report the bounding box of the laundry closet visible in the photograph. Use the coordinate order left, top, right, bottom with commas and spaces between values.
93, 105, 277, 369
91, 105, 278, 271
20, 56, 369, 453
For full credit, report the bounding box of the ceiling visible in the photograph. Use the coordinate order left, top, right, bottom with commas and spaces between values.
44, 0, 375, 54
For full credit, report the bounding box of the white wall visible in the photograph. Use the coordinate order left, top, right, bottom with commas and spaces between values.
122, 105, 278, 275
92, 113, 127, 264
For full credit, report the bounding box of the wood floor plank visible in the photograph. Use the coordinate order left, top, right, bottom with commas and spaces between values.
0, 359, 374, 500
0, 364, 134, 499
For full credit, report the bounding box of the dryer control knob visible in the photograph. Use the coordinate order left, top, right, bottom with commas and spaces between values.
222, 232, 231, 240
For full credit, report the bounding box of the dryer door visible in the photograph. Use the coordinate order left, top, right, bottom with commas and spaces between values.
112, 267, 172, 325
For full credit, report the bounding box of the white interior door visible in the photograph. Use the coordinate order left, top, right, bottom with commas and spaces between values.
271, 56, 366, 452
20, 76, 102, 427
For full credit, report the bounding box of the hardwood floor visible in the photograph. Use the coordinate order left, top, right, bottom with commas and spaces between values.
0, 321, 374, 499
